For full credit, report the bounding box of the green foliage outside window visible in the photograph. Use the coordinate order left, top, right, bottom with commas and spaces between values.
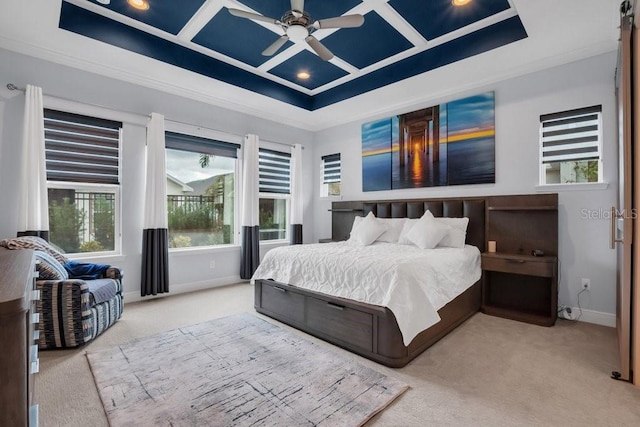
49, 197, 85, 253
48, 190, 116, 253
93, 195, 115, 251
167, 173, 234, 248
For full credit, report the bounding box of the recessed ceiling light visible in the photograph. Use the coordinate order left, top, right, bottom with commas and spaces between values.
297, 71, 310, 80
127, 0, 150, 10
452, 0, 472, 6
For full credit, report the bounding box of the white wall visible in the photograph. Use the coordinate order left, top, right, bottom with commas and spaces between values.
0, 48, 315, 301
0, 46, 620, 319
312, 52, 619, 320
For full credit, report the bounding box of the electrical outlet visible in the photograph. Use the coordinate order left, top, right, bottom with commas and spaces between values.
581, 278, 591, 290
209, 260, 216, 269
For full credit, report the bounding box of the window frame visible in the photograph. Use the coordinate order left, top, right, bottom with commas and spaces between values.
43, 108, 123, 257
257, 193, 290, 243
320, 152, 341, 198
258, 146, 292, 243
538, 105, 604, 186
164, 125, 241, 251
47, 181, 122, 258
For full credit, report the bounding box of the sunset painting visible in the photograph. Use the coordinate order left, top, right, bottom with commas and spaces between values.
362, 92, 495, 191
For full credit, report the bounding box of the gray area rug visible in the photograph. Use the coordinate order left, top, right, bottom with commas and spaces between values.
86, 313, 408, 426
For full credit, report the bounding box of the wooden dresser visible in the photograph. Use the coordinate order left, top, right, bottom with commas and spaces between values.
0, 249, 39, 426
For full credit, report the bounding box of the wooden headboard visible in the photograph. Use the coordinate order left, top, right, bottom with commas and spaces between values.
331, 197, 486, 252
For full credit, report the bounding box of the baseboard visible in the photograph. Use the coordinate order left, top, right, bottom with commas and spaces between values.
570, 307, 616, 328
124, 275, 245, 303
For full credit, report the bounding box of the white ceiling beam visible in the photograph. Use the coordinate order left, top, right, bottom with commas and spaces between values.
177, 0, 224, 41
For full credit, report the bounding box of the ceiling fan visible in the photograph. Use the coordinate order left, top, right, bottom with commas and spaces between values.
228, 0, 365, 61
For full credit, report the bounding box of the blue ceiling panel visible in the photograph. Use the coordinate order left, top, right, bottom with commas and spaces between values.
89, 0, 205, 35
60, 2, 312, 109
60, 0, 528, 110
388, 0, 511, 40
312, 15, 527, 109
268, 50, 349, 90
193, 9, 291, 68
238, 0, 362, 22
321, 11, 412, 69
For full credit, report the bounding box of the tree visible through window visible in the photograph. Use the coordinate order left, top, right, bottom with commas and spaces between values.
165, 132, 239, 249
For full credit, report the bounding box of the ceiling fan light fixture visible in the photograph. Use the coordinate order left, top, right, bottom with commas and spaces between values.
127, 0, 149, 11
287, 24, 308, 41
452, 0, 472, 6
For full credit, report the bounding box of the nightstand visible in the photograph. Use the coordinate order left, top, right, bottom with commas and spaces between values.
481, 252, 558, 326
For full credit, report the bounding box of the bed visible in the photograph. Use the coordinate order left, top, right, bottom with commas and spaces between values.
252, 197, 485, 368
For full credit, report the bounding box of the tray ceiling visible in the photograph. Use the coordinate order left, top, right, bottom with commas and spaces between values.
58, 0, 527, 110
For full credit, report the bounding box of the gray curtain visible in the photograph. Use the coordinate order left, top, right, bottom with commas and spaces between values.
141, 113, 169, 296
17, 85, 49, 239
141, 228, 169, 296
240, 134, 260, 279
290, 144, 303, 245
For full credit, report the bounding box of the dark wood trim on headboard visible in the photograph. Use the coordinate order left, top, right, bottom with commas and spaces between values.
331, 196, 487, 251
332, 194, 560, 255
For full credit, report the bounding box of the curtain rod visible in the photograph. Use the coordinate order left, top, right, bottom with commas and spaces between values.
7, 84, 303, 150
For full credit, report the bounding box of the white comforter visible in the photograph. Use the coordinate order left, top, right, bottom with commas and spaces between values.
251, 241, 481, 346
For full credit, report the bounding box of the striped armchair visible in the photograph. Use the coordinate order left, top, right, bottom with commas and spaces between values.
0, 236, 124, 349
35, 267, 124, 349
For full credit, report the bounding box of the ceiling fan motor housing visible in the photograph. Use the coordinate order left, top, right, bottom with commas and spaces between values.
282, 10, 313, 40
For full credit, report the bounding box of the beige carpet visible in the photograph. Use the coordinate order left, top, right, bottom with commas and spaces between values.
86, 313, 408, 426
35, 282, 640, 426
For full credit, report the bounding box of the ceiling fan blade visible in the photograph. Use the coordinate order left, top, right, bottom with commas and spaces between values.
291, 0, 304, 13
227, 8, 279, 25
262, 35, 290, 56
305, 35, 334, 61
314, 14, 365, 29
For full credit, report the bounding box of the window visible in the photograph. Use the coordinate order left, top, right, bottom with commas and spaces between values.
44, 109, 121, 255
321, 153, 341, 196
165, 132, 239, 249
259, 148, 291, 241
540, 105, 602, 185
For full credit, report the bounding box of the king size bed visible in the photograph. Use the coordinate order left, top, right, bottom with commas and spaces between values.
252, 197, 486, 368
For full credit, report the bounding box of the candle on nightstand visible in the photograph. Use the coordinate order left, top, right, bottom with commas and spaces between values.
488, 241, 496, 253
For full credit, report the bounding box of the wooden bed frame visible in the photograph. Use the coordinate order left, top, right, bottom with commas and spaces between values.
254, 197, 485, 368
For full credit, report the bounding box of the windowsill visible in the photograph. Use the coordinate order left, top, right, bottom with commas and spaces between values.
167, 239, 290, 255
169, 245, 241, 256
320, 195, 343, 200
70, 253, 125, 263
259, 239, 289, 247
536, 182, 609, 192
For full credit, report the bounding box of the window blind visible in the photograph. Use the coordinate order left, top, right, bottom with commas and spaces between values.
165, 131, 240, 158
44, 109, 122, 184
322, 153, 341, 183
540, 105, 601, 164
259, 148, 291, 194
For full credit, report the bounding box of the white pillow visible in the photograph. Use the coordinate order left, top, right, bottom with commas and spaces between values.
407, 210, 451, 249
348, 212, 387, 246
376, 218, 407, 243
349, 216, 364, 237
436, 217, 469, 248
398, 218, 419, 245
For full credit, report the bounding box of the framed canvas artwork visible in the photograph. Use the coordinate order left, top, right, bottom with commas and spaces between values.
362, 92, 495, 191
